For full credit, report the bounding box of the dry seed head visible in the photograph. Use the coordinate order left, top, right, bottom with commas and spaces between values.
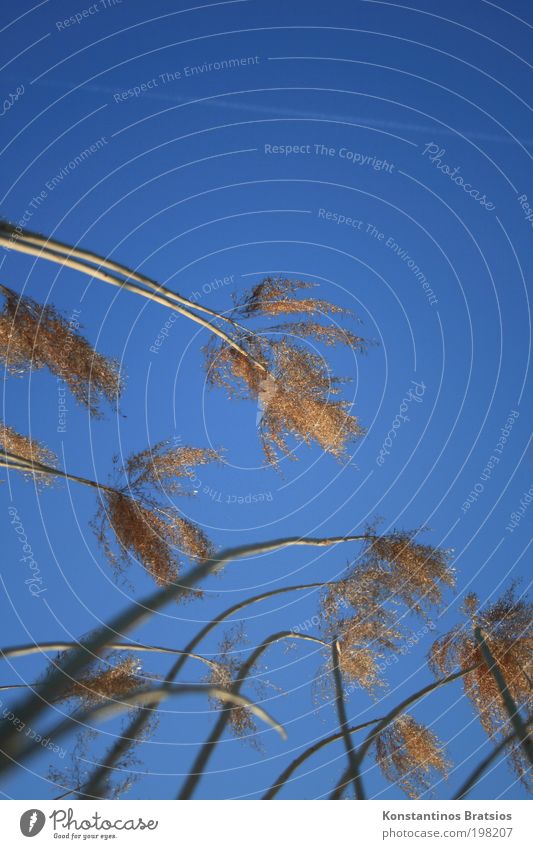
259, 341, 363, 464
429, 585, 532, 786
320, 531, 454, 692
206, 336, 363, 465
375, 714, 450, 798
206, 625, 259, 740
236, 277, 351, 318
94, 491, 213, 587
204, 334, 269, 399
0, 286, 123, 416
57, 655, 145, 705
270, 321, 368, 352
364, 530, 455, 613
125, 441, 221, 494
0, 420, 57, 484
325, 587, 402, 693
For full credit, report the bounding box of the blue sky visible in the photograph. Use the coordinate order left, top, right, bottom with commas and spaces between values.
1, 0, 531, 800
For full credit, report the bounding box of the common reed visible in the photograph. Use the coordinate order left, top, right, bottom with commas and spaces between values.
206, 626, 259, 740
319, 528, 454, 692
1, 221, 529, 802
1, 222, 367, 463
430, 585, 533, 785
52, 654, 147, 706
0, 284, 122, 415
205, 335, 364, 465
1, 423, 218, 588
374, 714, 450, 798
0, 420, 58, 473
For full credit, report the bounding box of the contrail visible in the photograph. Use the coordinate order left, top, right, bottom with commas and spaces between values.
21, 75, 533, 148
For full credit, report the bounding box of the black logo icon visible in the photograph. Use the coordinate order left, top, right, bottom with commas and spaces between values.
20, 810, 46, 837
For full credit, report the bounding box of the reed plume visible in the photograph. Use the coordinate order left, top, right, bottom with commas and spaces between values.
206, 625, 259, 740
124, 441, 219, 494
54, 654, 146, 706
0, 420, 57, 484
269, 321, 368, 350
429, 585, 533, 786
374, 714, 450, 798
1, 423, 218, 588
0, 284, 122, 415
94, 493, 212, 587
320, 528, 454, 692
235, 277, 350, 318
1, 221, 368, 459
93, 441, 220, 587
48, 730, 136, 800
206, 335, 364, 465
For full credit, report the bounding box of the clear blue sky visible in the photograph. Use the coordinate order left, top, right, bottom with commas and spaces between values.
1, 0, 531, 800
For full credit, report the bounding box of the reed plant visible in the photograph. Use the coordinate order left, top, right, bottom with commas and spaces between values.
0, 224, 530, 800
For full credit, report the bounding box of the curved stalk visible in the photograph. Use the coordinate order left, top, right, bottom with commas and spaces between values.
0, 222, 244, 330
1, 449, 210, 534
0, 641, 218, 670
6, 683, 287, 769
178, 631, 327, 800
0, 233, 267, 374
80, 563, 372, 799
263, 717, 382, 799
330, 666, 478, 800
1, 449, 116, 494
331, 638, 359, 798
0, 533, 368, 775
454, 718, 533, 800
80, 580, 338, 799
54, 785, 85, 800
474, 626, 533, 769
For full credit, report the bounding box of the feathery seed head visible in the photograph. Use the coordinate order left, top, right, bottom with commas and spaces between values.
55, 655, 146, 705
0, 285, 123, 416
0, 420, 57, 484
93, 491, 213, 587
320, 530, 454, 692
375, 714, 450, 798
429, 585, 532, 785
236, 277, 351, 318
125, 441, 222, 495
206, 625, 258, 739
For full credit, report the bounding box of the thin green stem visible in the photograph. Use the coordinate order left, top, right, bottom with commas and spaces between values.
454, 718, 533, 800
0, 534, 367, 775
0, 233, 267, 373
177, 631, 327, 800
473, 626, 533, 769
330, 666, 478, 800
263, 717, 382, 799
5, 684, 286, 770
0, 641, 217, 668
331, 638, 359, 798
